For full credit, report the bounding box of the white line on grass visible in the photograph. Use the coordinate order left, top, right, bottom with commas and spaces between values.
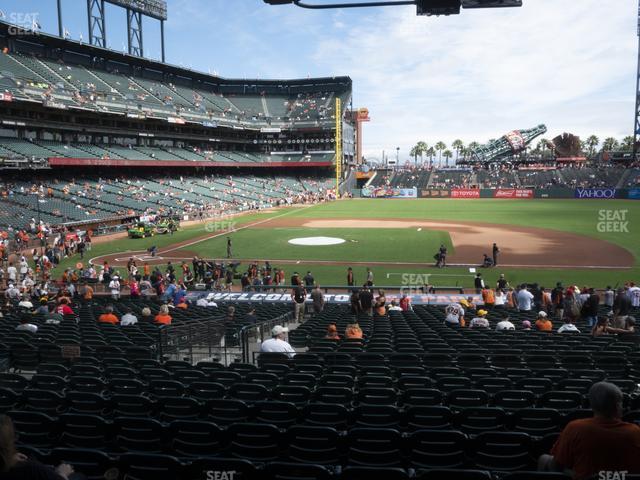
89, 204, 317, 265
109, 256, 632, 270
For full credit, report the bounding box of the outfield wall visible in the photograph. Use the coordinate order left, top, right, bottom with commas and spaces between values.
353, 187, 640, 199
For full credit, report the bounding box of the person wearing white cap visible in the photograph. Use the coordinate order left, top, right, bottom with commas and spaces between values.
260, 325, 296, 357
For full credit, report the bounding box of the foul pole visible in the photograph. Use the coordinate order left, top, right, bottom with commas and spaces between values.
335, 97, 342, 194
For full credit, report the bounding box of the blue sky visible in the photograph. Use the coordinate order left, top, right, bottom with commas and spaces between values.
1, 0, 637, 162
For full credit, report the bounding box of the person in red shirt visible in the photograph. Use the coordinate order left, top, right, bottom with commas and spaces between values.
55, 298, 74, 316
399, 294, 411, 312
98, 305, 119, 324
539, 381, 640, 479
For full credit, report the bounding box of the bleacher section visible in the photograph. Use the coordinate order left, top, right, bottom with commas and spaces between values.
0, 51, 350, 129
517, 170, 560, 188
1, 300, 638, 479
429, 170, 473, 189
0, 138, 335, 166
475, 169, 518, 189
0, 174, 334, 229
372, 166, 635, 191
557, 167, 626, 189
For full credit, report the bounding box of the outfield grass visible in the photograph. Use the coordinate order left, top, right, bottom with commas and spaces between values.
59, 199, 640, 289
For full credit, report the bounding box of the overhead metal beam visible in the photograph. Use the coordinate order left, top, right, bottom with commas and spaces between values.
87, 0, 106, 48
127, 8, 143, 57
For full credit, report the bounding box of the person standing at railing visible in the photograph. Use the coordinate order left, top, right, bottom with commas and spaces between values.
291, 283, 306, 323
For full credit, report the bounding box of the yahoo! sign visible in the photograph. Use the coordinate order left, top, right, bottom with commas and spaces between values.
575, 188, 617, 199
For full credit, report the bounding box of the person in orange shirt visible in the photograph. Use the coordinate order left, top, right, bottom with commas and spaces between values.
535, 311, 553, 332
176, 298, 188, 310
481, 286, 495, 309
154, 304, 172, 325
506, 287, 516, 309
539, 381, 640, 479
143, 263, 150, 277
345, 323, 363, 339
98, 305, 119, 324
82, 282, 94, 300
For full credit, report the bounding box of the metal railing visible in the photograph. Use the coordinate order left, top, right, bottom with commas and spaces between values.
156, 316, 231, 364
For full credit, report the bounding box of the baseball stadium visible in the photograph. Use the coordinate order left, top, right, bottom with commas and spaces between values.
0, 1, 639, 479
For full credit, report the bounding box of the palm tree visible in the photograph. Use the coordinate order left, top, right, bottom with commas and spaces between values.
586, 135, 599, 157
536, 138, 548, 156
443, 149, 453, 167
410, 145, 420, 165
602, 137, 619, 152
426, 147, 436, 167
466, 141, 480, 161
452, 139, 464, 163
622, 136, 634, 151
417, 141, 428, 165
580, 140, 588, 155
434, 141, 446, 166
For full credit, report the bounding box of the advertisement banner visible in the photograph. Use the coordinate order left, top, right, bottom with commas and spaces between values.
186, 291, 482, 306
167, 117, 186, 124
451, 189, 480, 199
362, 187, 417, 198
493, 189, 534, 199
0, 92, 13, 102
421, 189, 450, 198
628, 188, 640, 200
43, 99, 67, 110
575, 188, 617, 199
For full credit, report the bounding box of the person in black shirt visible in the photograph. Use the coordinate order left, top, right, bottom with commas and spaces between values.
531, 283, 543, 311
245, 307, 258, 324
292, 284, 306, 323
614, 288, 632, 316
551, 282, 565, 320
359, 284, 374, 316
497, 274, 508, 291
303, 271, 314, 293
474, 273, 485, 294
291, 272, 300, 287
581, 288, 600, 328
350, 289, 361, 315
347, 267, 355, 286
0, 415, 77, 479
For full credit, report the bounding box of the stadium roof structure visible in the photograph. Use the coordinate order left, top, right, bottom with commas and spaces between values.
0, 21, 351, 91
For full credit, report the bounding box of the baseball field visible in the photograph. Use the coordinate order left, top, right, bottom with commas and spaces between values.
74, 198, 640, 289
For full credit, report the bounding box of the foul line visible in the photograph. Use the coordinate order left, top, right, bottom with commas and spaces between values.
89, 204, 316, 265
106, 255, 631, 270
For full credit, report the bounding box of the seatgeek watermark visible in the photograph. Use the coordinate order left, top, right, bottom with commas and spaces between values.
597, 209, 629, 233
400, 273, 431, 295
205, 471, 236, 480
204, 220, 237, 233
6, 12, 42, 35
598, 471, 627, 480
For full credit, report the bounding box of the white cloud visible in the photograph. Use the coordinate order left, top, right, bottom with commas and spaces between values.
309, 0, 637, 161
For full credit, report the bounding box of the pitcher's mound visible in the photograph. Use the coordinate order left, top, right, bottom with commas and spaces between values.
288, 236, 346, 246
